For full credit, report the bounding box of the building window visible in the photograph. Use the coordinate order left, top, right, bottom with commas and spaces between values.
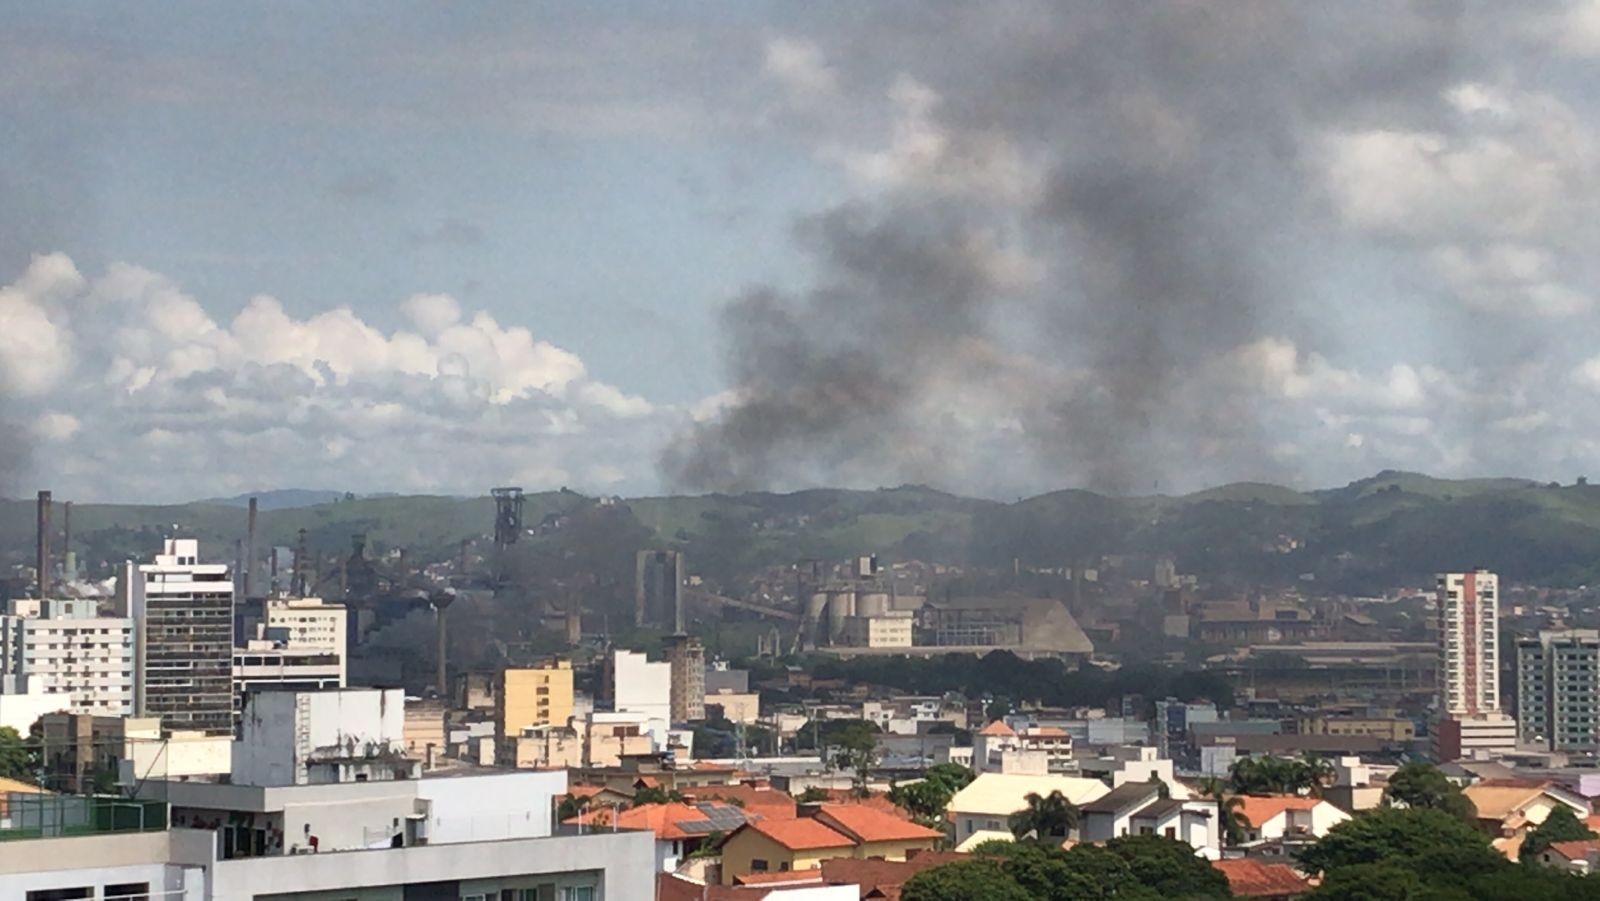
562, 889, 594, 901
751, 859, 770, 872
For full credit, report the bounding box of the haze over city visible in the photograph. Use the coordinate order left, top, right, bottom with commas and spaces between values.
6, 3, 1600, 502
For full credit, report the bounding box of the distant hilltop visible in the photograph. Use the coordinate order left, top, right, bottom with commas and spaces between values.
194, 489, 401, 511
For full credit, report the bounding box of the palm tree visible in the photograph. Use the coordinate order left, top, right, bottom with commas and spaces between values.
1009, 790, 1080, 843
1200, 777, 1247, 846
1298, 752, 1334, 797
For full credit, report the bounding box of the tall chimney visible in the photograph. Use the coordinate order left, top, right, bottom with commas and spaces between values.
245, 496, 258, 598
35, 490, 51, 599
62, 500, 71, 560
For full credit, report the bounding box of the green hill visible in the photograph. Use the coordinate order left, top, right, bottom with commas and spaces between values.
8, 472, 1600, 591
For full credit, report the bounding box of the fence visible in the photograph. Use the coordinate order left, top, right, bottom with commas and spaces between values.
0, 792, 168, 841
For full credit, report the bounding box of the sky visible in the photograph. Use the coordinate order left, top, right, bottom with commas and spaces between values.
4, 2, 1600, 502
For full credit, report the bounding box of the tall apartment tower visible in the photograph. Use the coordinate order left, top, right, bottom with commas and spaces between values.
0, 598, 134, 715
1433, 569, 1517, 760
1516, 629, 1600, 753
664, 635, 706, 723
634, 550, 684, 631
118, 539, 236, 735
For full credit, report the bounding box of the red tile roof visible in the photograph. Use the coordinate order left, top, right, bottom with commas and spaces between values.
814, 805, 944, 844
1234, 795, 1322, 828
1546, 839, 1600, 862
978, 720, 1017, 737
742, 817, 857, 851
1212, 859, 1310, 897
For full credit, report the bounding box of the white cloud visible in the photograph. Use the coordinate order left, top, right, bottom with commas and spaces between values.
0, 253, 668, 500
0, 253, 82, 396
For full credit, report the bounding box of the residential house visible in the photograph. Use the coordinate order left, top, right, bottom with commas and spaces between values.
1459, 779, 1592, 858
946, 773, 1110, 848
1537, 838, 1600, 874
1079, 782, 1221, 858
717, 805, 942, 884
1234, 796, 1351, 845
565, 801, 757, 872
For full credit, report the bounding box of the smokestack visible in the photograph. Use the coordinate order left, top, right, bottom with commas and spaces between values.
245, 496, 258, 598
293, 528, 308, 597
436, 606, 448, 699
62, 500, 75, 584
35, 490, 51, 599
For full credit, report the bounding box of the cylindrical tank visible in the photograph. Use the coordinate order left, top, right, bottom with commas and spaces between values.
805, 592, 829, 623
826, 589, 855, 643
858, 592, 890, 618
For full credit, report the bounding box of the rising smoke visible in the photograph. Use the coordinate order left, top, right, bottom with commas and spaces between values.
661, 3, 1474, 495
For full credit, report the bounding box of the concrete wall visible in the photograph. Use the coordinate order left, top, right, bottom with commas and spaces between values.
0, 829, 214, 901
235, 688, 406, 786
209, 831, 653, 901
416, 770, 564, 844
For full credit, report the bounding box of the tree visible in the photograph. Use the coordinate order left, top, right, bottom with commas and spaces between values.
1199, 778, 1246, 846
1520, 805, 1595, 862
795, 786, 829, 804
632, 785, 684, 806
1228, 755, 1316, 795
1305, 863, 1428, 901
1009, 790, 1080, 842
557, 793, 591, 822
901, 859, 1032, 901
1104, 835, 1231, 898
1298, 807, 1502, 877
0, 727, 35, 784
1384, 762, 1477, 822
826, 721, 880, 796
891, 763, 975, 824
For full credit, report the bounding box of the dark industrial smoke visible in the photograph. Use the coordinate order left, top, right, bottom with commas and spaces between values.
659, 3, 1476, 494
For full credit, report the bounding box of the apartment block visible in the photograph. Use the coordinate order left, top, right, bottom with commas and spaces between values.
120, 539, 236, 736
664, 635, 705, 723
1517, 629, 1600, 752
0, 598, 134, 717
495, 661, 575, 763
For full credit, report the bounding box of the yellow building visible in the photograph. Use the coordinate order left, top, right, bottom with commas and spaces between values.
718, 805, 942, 884
495, 662, 574, 756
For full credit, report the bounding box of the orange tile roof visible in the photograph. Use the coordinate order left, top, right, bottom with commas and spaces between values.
743, 817, 856, 851
1546, 839, 1600, 862
682, 785, 798, 820
1023, 726, 1069, 738
978, 720, 1016, 737
564, 800, 752, 840
814, 790, 913, 820
814, 804, 944, 844
1235, 795, 1322, 828
1212, 859, 1309, 897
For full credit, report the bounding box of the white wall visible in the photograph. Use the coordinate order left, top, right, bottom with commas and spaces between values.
209, 830, 654, 901
234, 688, 406, 786
0, 685, 67, 733
416, 770, 565, 844
613, 651, 670, 725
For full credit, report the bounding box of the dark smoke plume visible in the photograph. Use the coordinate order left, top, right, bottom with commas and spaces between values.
659, 3, 1474, 494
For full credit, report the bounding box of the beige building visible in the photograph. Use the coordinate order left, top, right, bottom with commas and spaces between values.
841, 613, 914, 649
404, 697, 447, 767
705, 689, 760, 725
1297, 714, 1415, 742
262, 597, 347, 683
664, 636, 705, 723
505, 724, 585, 769
495, 662, 574, 751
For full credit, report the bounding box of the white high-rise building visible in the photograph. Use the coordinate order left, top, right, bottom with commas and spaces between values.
262, 596, 347, 683
1434, 569, 1516, 761
0, 599, 134, 717
119, 539, 236, 736
1438, 570, 1500, 715
609, 650, 671, 748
